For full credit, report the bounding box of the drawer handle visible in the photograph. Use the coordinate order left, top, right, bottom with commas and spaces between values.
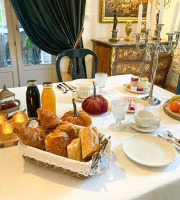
123, 65, 136, 72
144, 64, 150, 70
124, 50, 137, 57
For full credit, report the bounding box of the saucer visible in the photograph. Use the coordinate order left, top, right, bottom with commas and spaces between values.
129, 116, 160, 133
71, 79, 95, 88
74, 95, 86, 102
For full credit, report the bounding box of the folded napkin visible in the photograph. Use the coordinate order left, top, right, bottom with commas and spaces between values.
128, 98, 137, 111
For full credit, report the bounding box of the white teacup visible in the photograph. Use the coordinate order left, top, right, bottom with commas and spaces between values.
134, 110, 161, 128
76, 86, 91, 99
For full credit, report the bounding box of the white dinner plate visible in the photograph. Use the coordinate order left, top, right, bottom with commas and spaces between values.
124, 83, 151, 94
123, 135, 176, 167
126, 97, 148, 113
129, 116, 160, 133
71, 79, 95, 88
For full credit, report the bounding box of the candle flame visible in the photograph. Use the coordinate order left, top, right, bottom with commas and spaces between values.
2, 121, 13, 135
0, 114, 7, 125
12, 111, 28, 124
14, 113, 25, 123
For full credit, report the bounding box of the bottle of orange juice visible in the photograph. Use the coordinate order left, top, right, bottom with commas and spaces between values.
41, 82, 56, 114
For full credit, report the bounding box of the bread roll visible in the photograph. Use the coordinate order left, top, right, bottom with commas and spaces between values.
67, 138, 82, 161
56, 121, 77, 142
45, 129, 70, 157
78, 127, 99, 160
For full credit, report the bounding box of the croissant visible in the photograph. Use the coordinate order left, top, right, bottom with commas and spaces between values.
37, 108, 62, 134
13, 123, 46, 150
55, 121, 77, 142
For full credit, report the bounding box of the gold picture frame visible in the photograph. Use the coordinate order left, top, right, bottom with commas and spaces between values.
100, 0, 152, 23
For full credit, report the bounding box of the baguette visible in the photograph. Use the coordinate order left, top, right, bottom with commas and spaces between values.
67, 138, 82, 161
78, 127, 99, 160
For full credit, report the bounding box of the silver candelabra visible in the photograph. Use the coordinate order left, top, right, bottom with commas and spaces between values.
135, 24, 180, 105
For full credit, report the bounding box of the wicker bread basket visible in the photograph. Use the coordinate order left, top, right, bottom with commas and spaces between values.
18, 125, 111, 178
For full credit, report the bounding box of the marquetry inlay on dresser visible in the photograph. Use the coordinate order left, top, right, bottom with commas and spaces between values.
92, 39, 172, 88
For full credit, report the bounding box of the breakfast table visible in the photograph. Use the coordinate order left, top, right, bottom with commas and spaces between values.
1, 74, 180, 200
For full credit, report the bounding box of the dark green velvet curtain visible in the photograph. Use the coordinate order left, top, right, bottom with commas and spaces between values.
10, 0, 86, 56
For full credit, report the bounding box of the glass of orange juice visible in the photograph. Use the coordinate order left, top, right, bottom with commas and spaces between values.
41, 82, 56, 114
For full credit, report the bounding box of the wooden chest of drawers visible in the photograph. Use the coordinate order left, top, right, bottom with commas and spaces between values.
92, 39, 172, 88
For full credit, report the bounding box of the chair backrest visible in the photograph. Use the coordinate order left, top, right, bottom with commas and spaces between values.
176, 74, 180, 94
56, 48, 98, 82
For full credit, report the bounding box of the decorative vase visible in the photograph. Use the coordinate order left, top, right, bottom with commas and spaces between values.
124, 21, 132, 41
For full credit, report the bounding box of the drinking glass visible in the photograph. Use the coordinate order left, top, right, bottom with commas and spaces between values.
95, 72, 107, 94
110, 97, 129, 131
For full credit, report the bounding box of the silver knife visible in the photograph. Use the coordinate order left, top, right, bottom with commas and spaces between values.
62, 82, 75, 91
161, 132, 180, 148
157, 134, 180, 153
57, 85, 68, 93
166, 130, 180, 143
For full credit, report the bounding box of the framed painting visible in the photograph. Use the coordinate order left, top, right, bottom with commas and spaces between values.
100, 0, 152, 23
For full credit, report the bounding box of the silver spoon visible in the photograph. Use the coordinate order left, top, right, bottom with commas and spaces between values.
167, 130, 180, 143
157, 134, 180, 153
59, 84, 69, 93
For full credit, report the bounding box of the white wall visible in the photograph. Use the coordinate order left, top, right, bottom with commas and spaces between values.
82, 0, 180, 87
162, 0, 180, 87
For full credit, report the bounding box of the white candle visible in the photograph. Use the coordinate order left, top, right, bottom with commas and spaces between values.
170, 1, 180, 33
178, 20, 180, 32
146, 3, 151, 29
137, 3, 143, 33
159, 0, 164, 24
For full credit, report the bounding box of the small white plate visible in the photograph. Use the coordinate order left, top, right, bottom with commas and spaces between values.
74, 95, 86, 102
71, 79, 95, 88
124, 83, 150, 94
123, 135, 176, 167
126, 97, 148, 113
129, 116, 160, 133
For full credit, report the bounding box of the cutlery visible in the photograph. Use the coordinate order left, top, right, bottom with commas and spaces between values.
58, 84, 69, 93
166, 130, 180, 143
161, 132, 180, 148
157, 134, 180, 153
62, 82, 75, 92
57, 85, 67, 93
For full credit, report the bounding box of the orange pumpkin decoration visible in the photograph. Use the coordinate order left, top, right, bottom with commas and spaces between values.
82, 82, 108, 115
61, 98, 92, 127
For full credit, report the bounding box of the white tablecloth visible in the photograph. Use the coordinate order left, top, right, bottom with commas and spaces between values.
1, 74, 180, 200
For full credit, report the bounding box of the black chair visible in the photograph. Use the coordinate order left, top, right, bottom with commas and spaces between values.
176, 74, 180, 94
56, 48, 98, 82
